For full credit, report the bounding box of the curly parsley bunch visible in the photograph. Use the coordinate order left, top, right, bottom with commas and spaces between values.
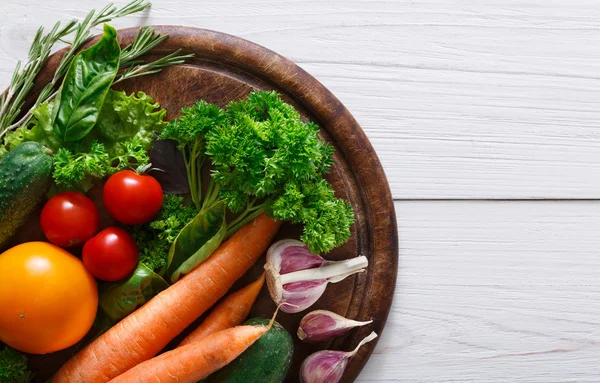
163, 90, 354, 254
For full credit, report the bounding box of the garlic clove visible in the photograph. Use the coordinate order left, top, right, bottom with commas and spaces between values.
265, 239, 369, 313
300, 331, 378, 383
298, 310, 373, 342
267, 239, 325, 274
280, 281, 328, 314
264, 262, 284, 303
265, 263, 327, 313
300, 350, 348, 383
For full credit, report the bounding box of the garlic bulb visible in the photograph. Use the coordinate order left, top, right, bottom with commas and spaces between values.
264, 239, 368, 313
298, 310, 372, 343
300, 331, 378, 383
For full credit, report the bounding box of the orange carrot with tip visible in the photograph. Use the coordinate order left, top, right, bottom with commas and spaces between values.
107, 322, 272, 383
52, 213, 281, 383
108, 306, 282, 383
179, 272, 265, 347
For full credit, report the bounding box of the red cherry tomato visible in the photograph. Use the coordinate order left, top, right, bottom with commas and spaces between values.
82, 227, 138, 282
103, 170, 164, 225
40, 192, 100, 247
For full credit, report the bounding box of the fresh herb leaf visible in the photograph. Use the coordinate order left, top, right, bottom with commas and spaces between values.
272, 179, 354, 253
0, 347, 32, 383
0, 21, 78, 136
52, 24, 120, 142
98, 263, 169, 322
129, 195, 197, 274
52, 136, 150, 191
109, 136, 150, 172
52, 141, 109, 189
159, 101, 226, 209
166, 201, 226, 283
1, 101, 61, 154
130, 227, 171, 274
115, 49, 194, 84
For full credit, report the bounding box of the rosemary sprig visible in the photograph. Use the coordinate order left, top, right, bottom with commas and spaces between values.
0, 0, 151, 138
51, 0, 150, 85
116, 49, 194, 83
0, 21, 76, 134
120, 26, 169, 67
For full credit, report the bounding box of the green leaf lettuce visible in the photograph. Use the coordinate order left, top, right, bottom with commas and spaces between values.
96, 90, 167, 156
2, 101, 61, 153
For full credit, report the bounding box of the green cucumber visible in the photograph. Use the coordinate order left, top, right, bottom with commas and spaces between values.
0, 142, 53, 248
205, 318, 294, 383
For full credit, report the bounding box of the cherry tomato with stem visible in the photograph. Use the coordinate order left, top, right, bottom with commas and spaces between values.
40, 192, 99, 247
103, 169, 164, 225
82, 227, 138, 282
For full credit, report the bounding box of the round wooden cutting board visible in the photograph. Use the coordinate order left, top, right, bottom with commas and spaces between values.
18, 26, 398, 382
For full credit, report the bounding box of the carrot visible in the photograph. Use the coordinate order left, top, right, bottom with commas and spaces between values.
178, 273, 265, 347
107, 324, 270, 383
53, 213, 281, 383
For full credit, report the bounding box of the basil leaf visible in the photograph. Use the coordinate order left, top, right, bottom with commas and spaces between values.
98, 262, 169, 322
53, 24, 120, 142
167, 201, 227, 283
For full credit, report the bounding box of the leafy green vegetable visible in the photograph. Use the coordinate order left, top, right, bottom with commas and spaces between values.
272, 178, 354, 254
52, 141, 109, 186
50, 90, 167, 190
159, 101, 226, 209
163, 90, 354, 254
98, 263, 169, 322
96, 90, 167, 152
166, 201, 226, 283
52, 24, 121, 142
131, 227, 171, 273
0, 347, 32, 383
2, 101, 61, 153
206, 93, 331, 208
129, 194, 197, 274
51, 136, 148, 190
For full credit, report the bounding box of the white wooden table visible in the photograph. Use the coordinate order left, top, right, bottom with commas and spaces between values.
2, 1, 599, 382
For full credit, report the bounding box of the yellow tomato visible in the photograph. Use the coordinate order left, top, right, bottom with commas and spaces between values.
0, 242, 98, 354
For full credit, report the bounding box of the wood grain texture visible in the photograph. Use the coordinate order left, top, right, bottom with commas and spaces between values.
2, 0, 600, 199
368, 200, 600, 383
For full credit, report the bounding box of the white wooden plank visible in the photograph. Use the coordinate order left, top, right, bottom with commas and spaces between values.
359, 200, 600, 382
2, 1, 600, 198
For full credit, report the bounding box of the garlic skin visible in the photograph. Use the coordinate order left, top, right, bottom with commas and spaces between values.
298, 310, 373, 343
264, 239, 368, 313
300, 331, 378, 383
